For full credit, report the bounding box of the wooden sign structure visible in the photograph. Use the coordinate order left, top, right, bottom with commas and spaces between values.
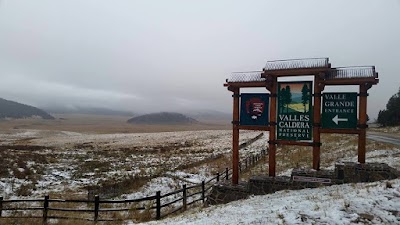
224, 58, 379, 185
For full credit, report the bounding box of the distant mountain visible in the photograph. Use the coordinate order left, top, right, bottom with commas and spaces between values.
0, 98, 54, 120
45, 106, 135, 117
127, 112, 198, 125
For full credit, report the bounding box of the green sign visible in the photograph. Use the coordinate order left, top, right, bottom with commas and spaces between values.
322, 92, 357, 129
277, 81, 312, 140
240, 94, 270, 126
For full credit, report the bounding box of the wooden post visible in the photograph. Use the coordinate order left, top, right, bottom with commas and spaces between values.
0, 196, 3, 217
43, 195, 49, 225
182, 185, 187, 211
268, 76, 277, 177
313, 75, 322, 170
358, 84, 368, 163
156, 191, 161, 220
232, 88, 240, 184
225, 168, 229, 180
94, 195, 99, 222
201, 181, 205, 203
216, 172, 220, 182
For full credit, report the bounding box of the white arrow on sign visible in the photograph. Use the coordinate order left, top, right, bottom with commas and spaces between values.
332, 114, 348, 125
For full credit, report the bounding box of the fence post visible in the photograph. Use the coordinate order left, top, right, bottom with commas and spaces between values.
182, 185, 187, 211
216, 172, 220, 182
43, 195, 49, 225
201, 181, 205, 203
225, 168, 229, 180
94, 195, 99, 222
0, 196, 3, 217
156, 191, 161, 220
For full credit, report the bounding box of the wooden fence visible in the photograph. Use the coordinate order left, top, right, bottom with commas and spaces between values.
0, 136, 267, 223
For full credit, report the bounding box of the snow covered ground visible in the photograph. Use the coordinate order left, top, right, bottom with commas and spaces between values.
141, 179, 400, 225
0, 129, 267, 199
140, 149, 400, 225
0, 128, 399, 224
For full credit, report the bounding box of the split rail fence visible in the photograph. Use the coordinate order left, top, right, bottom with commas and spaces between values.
0, 134, 267, 223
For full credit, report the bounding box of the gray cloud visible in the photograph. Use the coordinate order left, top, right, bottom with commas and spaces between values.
0, 0, 399, 118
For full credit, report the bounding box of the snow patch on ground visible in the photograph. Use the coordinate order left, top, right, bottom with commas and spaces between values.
325, 149, 400, 171
122, 177, 180, 200
141, 179, 400, 225
166, 171, 209, 184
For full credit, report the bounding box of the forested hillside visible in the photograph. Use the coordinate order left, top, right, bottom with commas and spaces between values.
0, 98, 54, 120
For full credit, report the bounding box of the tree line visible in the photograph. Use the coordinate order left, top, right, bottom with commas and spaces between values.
377, 88, 400, 126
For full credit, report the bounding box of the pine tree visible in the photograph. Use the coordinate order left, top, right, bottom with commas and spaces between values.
377, 88, 400, 126
279, 87, 285, 113
301, 84, 310, 113
285, 85, 292, 113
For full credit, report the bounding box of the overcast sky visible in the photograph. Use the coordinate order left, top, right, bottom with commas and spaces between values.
0, 0, 399, 118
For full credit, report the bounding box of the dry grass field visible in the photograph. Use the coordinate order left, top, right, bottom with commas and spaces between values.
369, 125, 400, 137
1, 115, 399, 224
0, 114, 230, 134
0, 115, 261, 201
